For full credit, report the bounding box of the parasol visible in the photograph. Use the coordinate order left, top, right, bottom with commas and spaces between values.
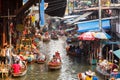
78, 32, 96, 40
93, 32, 111, 39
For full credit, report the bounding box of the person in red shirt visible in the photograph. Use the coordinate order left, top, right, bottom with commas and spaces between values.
12, 60, 21, 74
55, 51, 61, 62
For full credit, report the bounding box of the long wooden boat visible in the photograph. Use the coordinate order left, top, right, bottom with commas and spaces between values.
48, 62, 62, 70
12, 62, 27, 77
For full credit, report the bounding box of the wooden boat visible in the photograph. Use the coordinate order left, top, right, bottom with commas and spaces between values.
37, 59, 46, 64
12, 62, 27, 77
48, 62, 62, 70
96, 64, 110, 76
37, 56, 46, 64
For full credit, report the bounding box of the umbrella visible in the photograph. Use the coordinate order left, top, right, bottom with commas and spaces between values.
78, 32, 96, 40
93, 32, 111, 39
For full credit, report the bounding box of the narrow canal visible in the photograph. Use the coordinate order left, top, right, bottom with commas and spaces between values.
11, 36, 104, 80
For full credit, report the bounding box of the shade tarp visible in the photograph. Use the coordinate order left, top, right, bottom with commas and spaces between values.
45, 0, 67, 17
77, 19, 111, 33
65, 28, 75, 32
113, 49, 120, 59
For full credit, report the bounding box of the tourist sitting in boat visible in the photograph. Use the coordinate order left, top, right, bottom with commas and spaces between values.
12, 60, 21, 74
85, 70, 98, 80
37, 53, 46, 61
55, 51, 61, 62
19, 53, 26, 61
12, 53, 21, 64
111, 60, 119, 71
27, 52, 35, 63
45, 32, 49, 36
85, 70, 94, 80
66, 45, 70, 52
110, 68, 120, 79
99, 59, 111, 70
50, 55, 57, 63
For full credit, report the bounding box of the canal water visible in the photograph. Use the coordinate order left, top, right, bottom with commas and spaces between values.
9, 36, 104, 80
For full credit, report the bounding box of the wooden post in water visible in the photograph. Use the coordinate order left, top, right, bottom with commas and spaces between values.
106, 47, 108, 60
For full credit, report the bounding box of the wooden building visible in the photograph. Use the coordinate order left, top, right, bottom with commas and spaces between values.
0, 0, 22, 47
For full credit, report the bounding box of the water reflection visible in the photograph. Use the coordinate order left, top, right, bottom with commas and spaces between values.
9, 36, 104, 80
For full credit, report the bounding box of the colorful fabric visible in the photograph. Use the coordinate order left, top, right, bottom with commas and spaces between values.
12, 64, 21, 74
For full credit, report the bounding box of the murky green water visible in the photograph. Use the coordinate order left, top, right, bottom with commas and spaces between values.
1, 36, 104, 80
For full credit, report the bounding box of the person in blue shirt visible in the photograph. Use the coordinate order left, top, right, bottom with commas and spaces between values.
92, 76, 99, 80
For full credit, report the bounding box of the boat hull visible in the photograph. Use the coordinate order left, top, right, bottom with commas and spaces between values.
48, 62, 62, 70
96, 65, 110, 76
37, 59, 46, 64
12, 62, 27, 77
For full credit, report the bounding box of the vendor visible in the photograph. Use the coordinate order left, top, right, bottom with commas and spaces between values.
51, 55, 57, 63
55, 51, 61, 62
12, 60, 21, 74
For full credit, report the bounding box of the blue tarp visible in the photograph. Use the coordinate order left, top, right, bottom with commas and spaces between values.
77, 19, 111, 32
23, 0, 28, 4
113, 49, 120, 59
39, 0, 45, 27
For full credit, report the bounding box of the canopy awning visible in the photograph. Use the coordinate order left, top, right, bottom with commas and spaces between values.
77, 19, 111, 33
67, 12, 93, 24
113, 49, 120, 59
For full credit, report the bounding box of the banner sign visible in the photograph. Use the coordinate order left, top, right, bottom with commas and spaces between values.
39, 0, 45, 27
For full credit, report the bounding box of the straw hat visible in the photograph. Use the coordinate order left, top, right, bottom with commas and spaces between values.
85, 70, 96, 76
113, 68, 118, 72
